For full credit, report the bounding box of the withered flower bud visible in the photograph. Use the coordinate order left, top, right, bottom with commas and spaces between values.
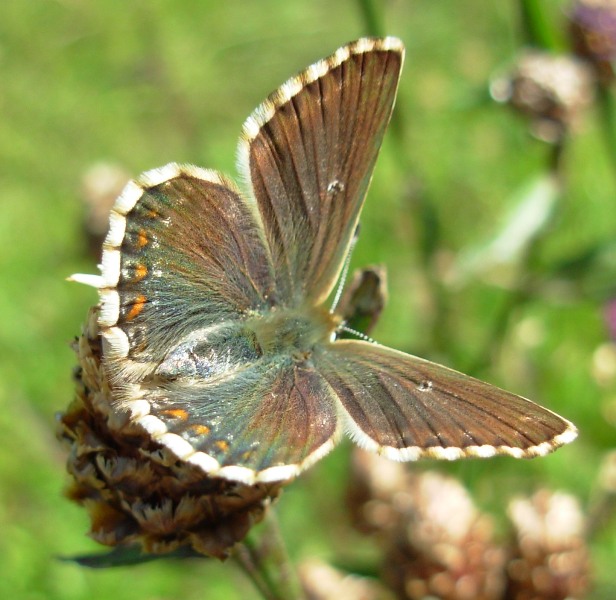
348, 450, 506, 600
506, 489, 591, 599
490, 51, 595, 143
570, 0, 616, 84
337, 266, 388, 337
80, 163, 130, 260
299, 558, 390, 600
57, 308, 285, 560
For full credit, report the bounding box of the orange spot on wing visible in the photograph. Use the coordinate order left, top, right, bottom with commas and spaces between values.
215, 440, 229, 452
125, 295, 147, 321
190, 424, 211, 436
133, 263, 148, 281
137, 230, 149, 248
161, 408, 189, 420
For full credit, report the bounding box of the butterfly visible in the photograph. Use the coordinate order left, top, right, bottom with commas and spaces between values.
71, 37, 577, 485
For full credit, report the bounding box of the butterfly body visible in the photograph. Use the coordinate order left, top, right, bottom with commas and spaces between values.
156, 305, 338, 380
248, 305, 340, 357
71, 37, 576, 485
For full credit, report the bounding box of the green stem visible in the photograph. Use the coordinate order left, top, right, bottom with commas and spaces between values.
233, 512, 304, 600
518, 0, 564, 50
356, 1, 451, 356
234, 542, 279, 600
597, 85, 616, 188
355, 0, 385, 37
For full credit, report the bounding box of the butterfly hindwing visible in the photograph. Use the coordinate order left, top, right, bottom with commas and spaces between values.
316, 340, 577, 460
150, 355, 340, 482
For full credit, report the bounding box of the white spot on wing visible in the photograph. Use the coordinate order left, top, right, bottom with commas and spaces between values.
134, 414, 168, 436
100, 248, 121, 287
126, 399, 151, 419
554, 424, 578, 446
101, 327, 130, 358
139, 163, 181, 188
98, 289, 120, 327
218, 465, 256, 485
426, 446, 465, 460
327, 180, 345, 194
466, 445, 497, 458
307, 60, 329, 81
502, 446, 525, 459
105, 211, 127, 247
333, 45, 351, 66
186, 452, 220, 473
256, 465, 299, 483
380, 445, 423, 461
67, 273, 106, 288
155, 432, 196, 460
381, 36, 405, 52
113, 181, 144, 215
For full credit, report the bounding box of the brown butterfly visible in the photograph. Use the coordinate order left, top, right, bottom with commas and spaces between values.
71, 37, 577, 484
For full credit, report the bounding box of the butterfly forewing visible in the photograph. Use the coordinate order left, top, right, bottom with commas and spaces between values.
317, 341, 577, 460
96, 166, 277, 377
239, 37, 404, 306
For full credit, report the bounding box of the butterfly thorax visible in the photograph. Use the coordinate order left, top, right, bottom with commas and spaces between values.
248, 305, 340, 361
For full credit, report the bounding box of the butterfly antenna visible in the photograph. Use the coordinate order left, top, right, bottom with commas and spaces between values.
339, 325, 377, 344
330, 224, 361, 314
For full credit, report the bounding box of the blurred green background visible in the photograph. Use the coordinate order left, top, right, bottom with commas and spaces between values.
2, 0, 615, 598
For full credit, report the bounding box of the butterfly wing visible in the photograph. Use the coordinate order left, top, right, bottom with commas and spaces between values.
316, 340, 577, 459
75, 164, 277, 382
238, 37, 404, 306
145, 358, 340, 483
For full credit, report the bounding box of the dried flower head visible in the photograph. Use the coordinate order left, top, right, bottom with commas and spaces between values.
337, 266, 388, 337
490, 51, 595, 143
506, 490, 591, 599
570, 0, 616, 83
348, 450, 506, 600
57, 308, 286, 559
299, 559, 389, 600
80, 163, 130, 260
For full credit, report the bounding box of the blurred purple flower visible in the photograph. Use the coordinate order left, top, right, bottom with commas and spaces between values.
605, 298, 616, 340
570, 0, 616, 83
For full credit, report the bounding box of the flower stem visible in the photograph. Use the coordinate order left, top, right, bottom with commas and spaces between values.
597, 85, 616, 188
355, 0, 385, 37
233, 511, 304, 600
234, 542, 279, 600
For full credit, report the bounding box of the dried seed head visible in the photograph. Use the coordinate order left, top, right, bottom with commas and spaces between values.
570, 0, 616, 83
506, 489, 591, 599
299, 559, 389, 600
337, 266, 388, 337
348, 450, 506, 600
58, 307, 286, 559
490, 51, 595, 143
80, 163, 130, 260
